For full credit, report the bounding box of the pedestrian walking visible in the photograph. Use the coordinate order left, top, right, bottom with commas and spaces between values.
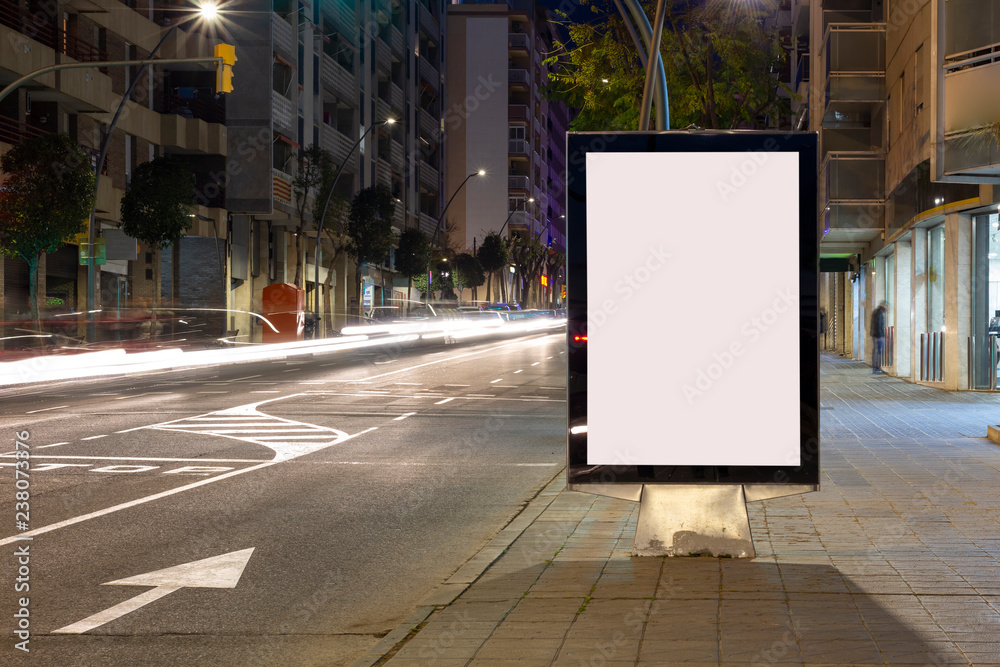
870, 301, 887, 374
819, 307, 828, 349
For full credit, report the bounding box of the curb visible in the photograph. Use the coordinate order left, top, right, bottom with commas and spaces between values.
348, 469, 566, 667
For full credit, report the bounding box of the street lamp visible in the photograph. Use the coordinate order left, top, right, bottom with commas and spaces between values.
425, 170, 484, 300
498, 197, 533, 237
312, 117, 397, 321
85, 2, 221, 340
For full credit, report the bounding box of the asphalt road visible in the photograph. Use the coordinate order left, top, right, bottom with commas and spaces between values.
0, 331, 567, 666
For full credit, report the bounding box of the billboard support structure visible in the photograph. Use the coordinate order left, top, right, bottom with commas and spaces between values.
566, 131, 820, 558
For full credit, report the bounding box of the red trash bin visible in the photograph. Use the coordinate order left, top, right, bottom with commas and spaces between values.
262, 283, 305, 343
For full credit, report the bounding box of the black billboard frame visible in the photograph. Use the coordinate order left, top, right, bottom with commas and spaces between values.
566, 130, 820, 488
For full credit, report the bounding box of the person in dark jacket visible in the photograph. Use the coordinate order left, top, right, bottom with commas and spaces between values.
870, 301, 887, 374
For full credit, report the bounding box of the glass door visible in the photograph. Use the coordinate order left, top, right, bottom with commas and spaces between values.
972, 213, 1000, 389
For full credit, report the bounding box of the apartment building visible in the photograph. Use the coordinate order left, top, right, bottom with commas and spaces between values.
224, 0, 446, 335
0, 0, 226, 336
444, 0, 567, 306
797, 0, 1000, 391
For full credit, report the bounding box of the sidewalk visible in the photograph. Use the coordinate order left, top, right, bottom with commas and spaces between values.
354, 353, 1000, 667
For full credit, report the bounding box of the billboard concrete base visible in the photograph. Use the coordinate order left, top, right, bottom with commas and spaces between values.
633, 484, 755, 558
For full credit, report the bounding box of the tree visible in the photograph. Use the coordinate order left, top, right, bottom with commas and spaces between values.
544, 247, 566, 307
395, 227, 431, 309
291, 145, 334, 288
477, 232, 509, 304
0, 133, 94, 328
435, 259, 457, 301
453, 252, 485, 303
119, 156, 195, 309
346, 185, 395, 317
545, 0, 790, 131
509, 233, 547, 307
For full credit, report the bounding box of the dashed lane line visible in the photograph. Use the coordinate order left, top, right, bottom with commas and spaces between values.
37, 442, 70, 449
81, 435, 107, 440
394, 412, 417, 421
435, 398, 455, 405
26, 405, 68, 414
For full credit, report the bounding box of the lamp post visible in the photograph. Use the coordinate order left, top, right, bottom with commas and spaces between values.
426, 170, 484, 300
312, 118, 396, 323
498, 196, 533, 237
85, 3, 221, 341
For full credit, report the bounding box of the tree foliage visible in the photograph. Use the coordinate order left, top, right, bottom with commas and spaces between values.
477, 232, 509, 303
292, 144, 335, 287
545, 0, 790, 131
395, 227, 431, 280
347, 185, 395, 313
119, 156, 195, 250
454, 252, 485, 292
509, 233, 547, 307
0, 133, 94, 325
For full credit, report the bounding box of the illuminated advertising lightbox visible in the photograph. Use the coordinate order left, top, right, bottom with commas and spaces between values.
566, 132, 819, 486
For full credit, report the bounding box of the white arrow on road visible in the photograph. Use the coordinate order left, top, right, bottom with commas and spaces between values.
53, 547, 255, 634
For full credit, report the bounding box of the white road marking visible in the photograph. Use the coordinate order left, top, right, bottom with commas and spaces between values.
348, 335, 560, 382
490, 379, 502, 383
232, 375, 262, 381
531, 362, 540, 366
0, 427, 378, 547
26, 405, 68, 414
515, 463, 560, 467
514, 370, 523, 374
0, 455, 265, 463
444, 384, 470, 387
81, 435, 107, 440
250, 391, 281, 393
395, 382, 422, 385
547, 356, 553, 359
53, 548, 255, 634
467, 394, 495, 397
435, 398, 454, 405
540, 386, 563, 390
393, 412, 417, 421
37, 442, 70, 449
197, 391, 229, 394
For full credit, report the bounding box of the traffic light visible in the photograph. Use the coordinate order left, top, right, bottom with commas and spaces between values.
214, 44, 236, 93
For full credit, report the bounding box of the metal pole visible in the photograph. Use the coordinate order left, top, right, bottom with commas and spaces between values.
611, 0, 647, 70
427, 172, 480, 299
313, 120, 388, 322
618, 0, 669, 130
639, 0, 668, 131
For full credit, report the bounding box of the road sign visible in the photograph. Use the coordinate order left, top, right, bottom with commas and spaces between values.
53, 548, 255, 634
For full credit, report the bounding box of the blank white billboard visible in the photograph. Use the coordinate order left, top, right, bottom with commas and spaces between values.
586, 151, 800, 467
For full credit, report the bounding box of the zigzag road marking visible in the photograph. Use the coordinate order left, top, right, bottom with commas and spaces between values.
152, 397, 348, 461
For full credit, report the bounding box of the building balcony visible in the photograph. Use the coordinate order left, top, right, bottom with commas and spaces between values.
418, 56, 439, 91
0, 115, 48, 148
418, 108, 440, 143
272, 12, 295, 62
508, 32, 529, 51
822, 152, 885, 202
822, 23, 885, 112
272, 167, 294, 206
508, 139, 529, 156
328, 0, 357, 37
419, 160, 439, 190
389, 83, 404, 116
509, 68, 530, 87
320, 123, 355, 166
389, 26, 404, 56
165, 92, 225, 125
506, 210, 530, 233
0, 0, 106, 61
376, 160, 392, 188
943, 59, 1000, 179
392, 203, 404, 230
375, 40, 391, 70
272, 90, 295, 135
508, 175, 530, 192
321, 53, 358, 105
419, 212, 437, 237
390, 138, 404, 168
509, 104, 529, 120
418, 2, 437, 35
